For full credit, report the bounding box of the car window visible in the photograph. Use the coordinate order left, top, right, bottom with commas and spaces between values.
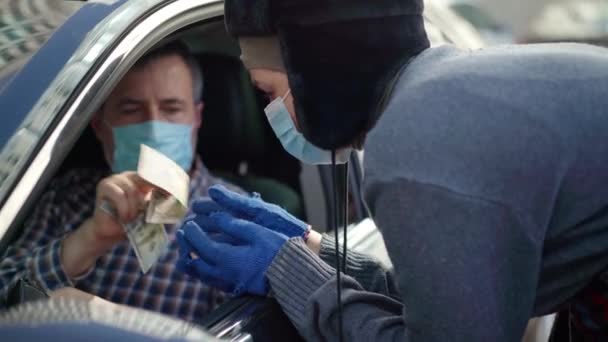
0, 1, 83, 206
0, 0, 225, 251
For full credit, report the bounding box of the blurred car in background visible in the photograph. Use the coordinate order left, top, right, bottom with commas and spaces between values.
523, 0, 608, 46
425, 0, 486, 48
437, 0, 514, 44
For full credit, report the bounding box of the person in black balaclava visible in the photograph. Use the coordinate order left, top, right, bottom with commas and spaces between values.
176, 0, 608, 341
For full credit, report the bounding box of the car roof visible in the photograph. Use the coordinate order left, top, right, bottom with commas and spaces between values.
0, 0, 128, 149
0, 1, 83, 79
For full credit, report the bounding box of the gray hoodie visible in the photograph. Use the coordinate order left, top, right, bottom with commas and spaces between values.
266, 43, 608, 341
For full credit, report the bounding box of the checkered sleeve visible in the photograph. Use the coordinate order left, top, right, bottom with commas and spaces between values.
0, 187, 76, 299
26, 239, 75, 291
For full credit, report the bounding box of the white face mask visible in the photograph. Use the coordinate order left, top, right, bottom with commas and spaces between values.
264, 89, 351, 165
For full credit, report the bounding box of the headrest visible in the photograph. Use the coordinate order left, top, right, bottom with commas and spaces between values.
196, 54, 267, 170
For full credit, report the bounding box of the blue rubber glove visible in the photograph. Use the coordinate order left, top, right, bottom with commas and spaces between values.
192, 185, 310, 239
175, 218, 236, 292
175, 212, 288, 296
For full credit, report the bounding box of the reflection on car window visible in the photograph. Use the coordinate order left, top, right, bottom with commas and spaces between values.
0, 71, 16, 94
0, 1, 83, 205
0, 0, 83, 88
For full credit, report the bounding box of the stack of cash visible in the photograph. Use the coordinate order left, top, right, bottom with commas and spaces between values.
102, 145, 189, 273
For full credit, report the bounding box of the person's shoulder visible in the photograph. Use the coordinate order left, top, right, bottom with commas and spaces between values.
365, 44, 571, 200
408, 43, 608, 88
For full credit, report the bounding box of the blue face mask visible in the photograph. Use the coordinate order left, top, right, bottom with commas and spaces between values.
265, 90, 351, 165
108, 120, 194, 173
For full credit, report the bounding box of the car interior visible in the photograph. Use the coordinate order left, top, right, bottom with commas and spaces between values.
57, 18, 308, 221
0, 16, 334, 339
11, 17, 366, 340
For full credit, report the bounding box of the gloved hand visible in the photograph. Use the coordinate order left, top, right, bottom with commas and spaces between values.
192, 185, 310, 239
175, 212, 288, 296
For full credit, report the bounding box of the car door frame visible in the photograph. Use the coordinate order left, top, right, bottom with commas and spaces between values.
0, 0, 224, 250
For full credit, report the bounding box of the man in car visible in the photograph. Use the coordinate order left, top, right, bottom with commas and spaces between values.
0, 41, 242, 322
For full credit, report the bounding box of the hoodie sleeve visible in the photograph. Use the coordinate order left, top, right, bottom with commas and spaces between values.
266, 178, 541, 342
319, 234, 399, 299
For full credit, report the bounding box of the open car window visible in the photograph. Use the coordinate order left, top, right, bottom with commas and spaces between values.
0, 0, 223, 250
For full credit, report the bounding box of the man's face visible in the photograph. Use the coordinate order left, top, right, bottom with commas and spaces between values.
92, 54, 203, 168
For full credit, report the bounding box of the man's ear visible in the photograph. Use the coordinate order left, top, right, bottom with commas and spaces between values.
91, 112, 104, 141
194, 101, 204, 129
91, 110, 115, 168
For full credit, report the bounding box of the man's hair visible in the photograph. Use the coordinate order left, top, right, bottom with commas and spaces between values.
134, 41, 204, 103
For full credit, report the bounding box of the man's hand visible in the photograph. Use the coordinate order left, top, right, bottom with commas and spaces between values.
61, 172, 154, 278
92, 172, 153, 244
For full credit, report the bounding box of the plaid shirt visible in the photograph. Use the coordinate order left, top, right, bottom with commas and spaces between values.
0, 159, 242, 322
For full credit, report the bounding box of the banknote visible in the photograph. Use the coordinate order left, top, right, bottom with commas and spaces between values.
138, 144, 189, 225
145, 190, 187, 225
98, 144, 190, 273
123, 215, 168, 274
99, 202, 169, 274
137, 144, 189, 207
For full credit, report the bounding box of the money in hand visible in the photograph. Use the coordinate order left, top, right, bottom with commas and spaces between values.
145, 191, 187, 225
99, 202, 170, 274
101, 144, 190, 273
123, 215, 169, 274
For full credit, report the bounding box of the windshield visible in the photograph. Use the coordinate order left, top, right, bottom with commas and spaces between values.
529, 1, 608, 41
0, 1, 82, 91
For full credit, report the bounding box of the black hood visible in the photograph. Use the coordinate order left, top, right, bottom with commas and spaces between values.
225, 0, 430, 149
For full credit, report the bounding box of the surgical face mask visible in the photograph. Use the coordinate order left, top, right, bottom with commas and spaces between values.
264, 90, 352, 165
107, 120, 194, 173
